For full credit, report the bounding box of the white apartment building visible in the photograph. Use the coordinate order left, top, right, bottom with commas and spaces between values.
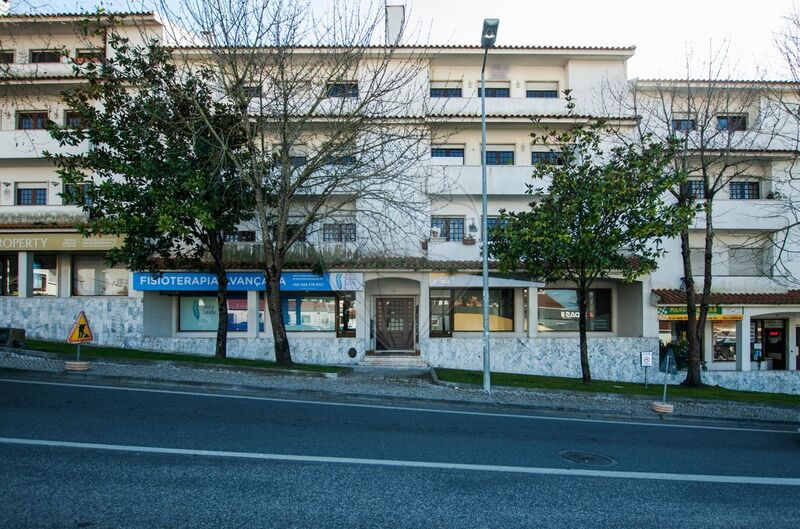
0, 7, 797, 391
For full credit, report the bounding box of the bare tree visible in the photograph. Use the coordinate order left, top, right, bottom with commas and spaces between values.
605, 48, 794, 386
148, 0, 434, 365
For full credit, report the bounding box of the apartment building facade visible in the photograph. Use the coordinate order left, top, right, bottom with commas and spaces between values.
0, 8, 797, 389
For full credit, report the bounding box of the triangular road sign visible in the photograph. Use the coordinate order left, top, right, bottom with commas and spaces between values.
67, 311, 94, 344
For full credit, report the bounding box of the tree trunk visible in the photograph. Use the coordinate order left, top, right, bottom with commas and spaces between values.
577, 281, 591, 384
214, 270, 229, 359
680, 228, 702, 386
265, 266, 293, 366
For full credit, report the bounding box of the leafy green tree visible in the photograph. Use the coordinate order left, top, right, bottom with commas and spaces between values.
47, 34, 251, 358
491, 98, 691, 382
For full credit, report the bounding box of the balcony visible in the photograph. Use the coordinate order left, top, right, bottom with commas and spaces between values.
692, 199, 790, 231
3, 62, 78, 80
0, 205, 88, 227
427, 165, 546, 196
0, 130, 89, 160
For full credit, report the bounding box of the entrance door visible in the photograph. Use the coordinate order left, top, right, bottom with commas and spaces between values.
764, 319, 786, 370
375, 297, 415, 351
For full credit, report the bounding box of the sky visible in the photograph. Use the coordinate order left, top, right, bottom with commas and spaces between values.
24, 0, 800, 80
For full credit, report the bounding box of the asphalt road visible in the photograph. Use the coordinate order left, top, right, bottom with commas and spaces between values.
1, 376, 799, 529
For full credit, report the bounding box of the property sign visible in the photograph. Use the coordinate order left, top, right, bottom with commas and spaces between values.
0, 233, 122, 251
132, 271, 364, 292
657, 306, 743, 321
66, 311, 94, 344
641, 351, 654, 367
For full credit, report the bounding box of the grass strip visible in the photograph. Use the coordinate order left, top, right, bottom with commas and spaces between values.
434, 368, 800, 407
23, 339, 342, 374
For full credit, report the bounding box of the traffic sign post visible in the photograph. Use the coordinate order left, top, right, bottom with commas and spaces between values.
65, 312, 93, 372
651, 348, 677, 414
640, 351, 654, 389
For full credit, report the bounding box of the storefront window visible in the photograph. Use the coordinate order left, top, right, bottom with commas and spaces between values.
452, 288, 514, 332
72, 255, 129, 296
537, 289, 611, 332
178, 292, 249, 332
1, 254, 18, 296
32, 253, 57, 296
712, 321, 737, 362
281, 293, 336, 331
336, 292, 356, 337
430, 290, 452, 336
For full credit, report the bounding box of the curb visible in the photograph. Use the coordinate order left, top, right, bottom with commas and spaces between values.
3, 366, 796, 430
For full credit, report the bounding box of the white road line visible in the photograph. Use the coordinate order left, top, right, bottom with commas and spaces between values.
0, 377, 796, 434
1, 436, 798, 486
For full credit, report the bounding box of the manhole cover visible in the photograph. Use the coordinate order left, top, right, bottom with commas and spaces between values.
560, 451, 616, 467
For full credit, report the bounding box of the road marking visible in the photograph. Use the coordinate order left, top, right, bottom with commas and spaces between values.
0, 377, 796, 434
1, 436, 798, 486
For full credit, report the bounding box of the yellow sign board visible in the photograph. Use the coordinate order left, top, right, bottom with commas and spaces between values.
657, 306, 743, 321
0, 233, 123, 252
67, 311, 94, 344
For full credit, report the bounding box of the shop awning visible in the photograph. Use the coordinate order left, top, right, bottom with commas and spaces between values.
429, 273, 544, 289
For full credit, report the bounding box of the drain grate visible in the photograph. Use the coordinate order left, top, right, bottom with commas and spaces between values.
560, 451, 617, 467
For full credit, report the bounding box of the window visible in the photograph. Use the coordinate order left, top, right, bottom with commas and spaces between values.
75, 49, 104, 63
62, 183, 93, 207
729, 181, 760, 200
178, 292, 249, 332
477, 86, 510, 98
431, 147, 465, 158
224, 230, 256, 242
531, 151, 563, 165
328, 154, 357, 166
452, 288, 514, 332
0, 50, 14, 64
716, 114, 747, 131
689, 248, 706, 275
431, 216, 464, 242
525, 81, 558, 98
280, 293, 336, 331
729, 247, 769, 276
72, 254, 129, 296
336, 292, 356, 337
485, 216, 508, 241
683, 179, 705, 199
289, 155, 307, 167
430, 81, 462, 98
17, 112, 48, 130
30, 50, 62, 63
326, 82, 358, 98
712, 321, 737, 362
64, 111, 84, 129
537, 289, 612, 332
484, 150, 514, 165
0, 254, 19, 296
672, 119, 696, 132
429, 290, 452, 337
32, 253, 58, 296
323, 223, 356, 242
16, 186, 47, 206
241, 85, 262, 98
272, 224, 306, 242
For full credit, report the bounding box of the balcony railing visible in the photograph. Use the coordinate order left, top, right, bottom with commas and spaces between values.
0, 130, 89, 159
427, 164, 545, 196
0, 205, 88, 226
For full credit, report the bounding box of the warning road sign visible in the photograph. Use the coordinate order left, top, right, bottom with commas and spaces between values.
67, 311, 93, 344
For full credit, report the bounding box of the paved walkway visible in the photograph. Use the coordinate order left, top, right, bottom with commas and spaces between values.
1, 349, 798, 426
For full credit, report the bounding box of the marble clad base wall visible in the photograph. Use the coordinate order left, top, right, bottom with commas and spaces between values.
3, 297, 798, 393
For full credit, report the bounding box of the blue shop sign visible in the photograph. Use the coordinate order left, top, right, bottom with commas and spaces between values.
133, 271, 363, 292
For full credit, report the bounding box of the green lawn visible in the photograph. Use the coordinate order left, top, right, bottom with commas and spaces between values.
434, 368, 800, 407
23, 339, 343, 374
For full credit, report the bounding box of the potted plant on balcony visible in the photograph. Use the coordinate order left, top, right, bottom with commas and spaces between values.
462, 235, 476, 245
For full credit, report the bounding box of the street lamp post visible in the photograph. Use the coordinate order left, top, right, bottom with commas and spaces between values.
480, 18, 498, 393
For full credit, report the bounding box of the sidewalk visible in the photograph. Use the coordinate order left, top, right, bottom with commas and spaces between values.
1, 348, 798, 426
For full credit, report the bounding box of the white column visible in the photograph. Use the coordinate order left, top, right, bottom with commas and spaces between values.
418, 274, 430, 347
247, 290, 259, 338
355, 289, 367, 342
527, 287, 538, 338
736, 313, 751, 372
17, 252, 33, 297
787, 318, 798, 371
513, 288, 524, 336
703, 320, 713, 367
58, 253, 71, 297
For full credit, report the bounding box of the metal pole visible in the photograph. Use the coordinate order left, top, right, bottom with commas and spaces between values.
76, 343, 81, 362
661, 354, 670, 404
481, 47, 490, 394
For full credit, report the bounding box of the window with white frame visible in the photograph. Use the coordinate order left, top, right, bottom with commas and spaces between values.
431, 145, 465, 164
322, 222, 356, 242
729, 181, 760, 200
729, 247, 770, 276
477, 81, 510, 98
431, 216, 464, 242
430, 81, 462, 98
16, 183, 48, 205
525, 81, 559, 98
